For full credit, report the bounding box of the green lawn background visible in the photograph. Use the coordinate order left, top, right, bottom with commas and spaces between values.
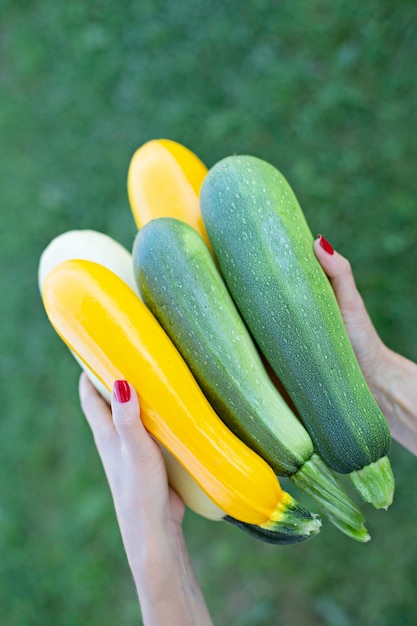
1, 1, 417, 624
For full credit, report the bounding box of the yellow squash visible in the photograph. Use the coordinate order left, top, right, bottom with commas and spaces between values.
42, 259, 319, 537
127, 139, 211, 247
38, 229, 224, 521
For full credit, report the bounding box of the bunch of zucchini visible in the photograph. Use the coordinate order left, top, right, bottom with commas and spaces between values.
40, 139, 395, 546
40, 235, 320, 545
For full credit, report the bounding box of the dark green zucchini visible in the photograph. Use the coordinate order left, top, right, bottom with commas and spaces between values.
200, 154, 394, 509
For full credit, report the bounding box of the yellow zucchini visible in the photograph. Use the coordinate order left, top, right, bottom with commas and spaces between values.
127, 138, 211, 248
38, 229, 224, 521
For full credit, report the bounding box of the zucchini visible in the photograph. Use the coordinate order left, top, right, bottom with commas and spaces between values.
200, 154, 394, 509
42, 258, 320, 542
127, 138, 211, 248
133, 218, 370, 541
38, 229, 224, 522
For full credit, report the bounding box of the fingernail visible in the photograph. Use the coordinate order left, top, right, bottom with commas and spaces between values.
113, 380, 131, 403
318, 234, 334, 255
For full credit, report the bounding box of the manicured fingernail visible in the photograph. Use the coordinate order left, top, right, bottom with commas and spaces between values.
318, 234, 334, 255
113, 380, 131, 403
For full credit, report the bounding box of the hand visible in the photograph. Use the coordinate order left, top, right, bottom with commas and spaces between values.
79, 373, 184, 563
79, 373, 213, 625
314, 235, 417, 456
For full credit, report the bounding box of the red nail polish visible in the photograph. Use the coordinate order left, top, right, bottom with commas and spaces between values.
114, 380, 131, 403
318, 234, 334, 255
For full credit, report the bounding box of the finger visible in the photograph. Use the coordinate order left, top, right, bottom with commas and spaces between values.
79, 372, 116, 445
313, 234, 368, 319
111, 380, 160, 461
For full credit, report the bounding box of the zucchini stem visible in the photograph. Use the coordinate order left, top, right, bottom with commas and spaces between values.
290, 453, 371, 543
350, 456, 395, 510
225, 491, 321, 545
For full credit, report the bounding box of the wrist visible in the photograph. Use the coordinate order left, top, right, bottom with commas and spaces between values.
130, 523, 213, 626
367, 347, 417, 453
367, 343, 398, 415
126, 516, 184, 579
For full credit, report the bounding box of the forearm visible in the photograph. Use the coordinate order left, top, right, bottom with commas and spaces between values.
131, 524, 213, 626
370, 346, 417, 456
79, 376, 213, 625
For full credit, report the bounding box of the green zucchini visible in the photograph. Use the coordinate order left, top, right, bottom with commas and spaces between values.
200, 154, 394, 509
133, 217, 370, 541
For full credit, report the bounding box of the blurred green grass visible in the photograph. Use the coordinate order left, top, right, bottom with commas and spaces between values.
1, 1, 417, 624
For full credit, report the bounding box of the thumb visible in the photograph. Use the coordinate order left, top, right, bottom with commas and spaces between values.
313, 234, 368, 322
111, 380, 160, 460
313, 235, 384, 381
